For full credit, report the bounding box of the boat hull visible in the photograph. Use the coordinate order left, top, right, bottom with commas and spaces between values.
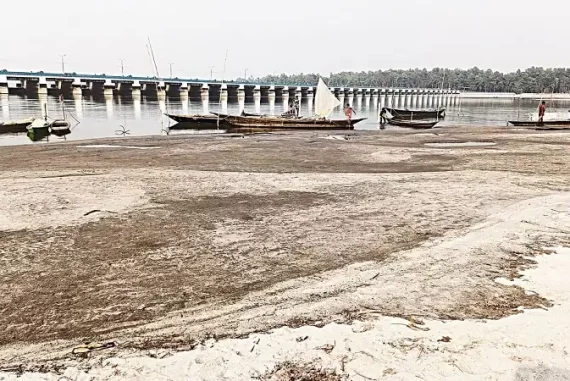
224, 115, 365, 130
0, 118, 35, 134
387, 108, 446, 120
165, 113, 228, 126
508, 120, 570, 127
388, 119, 438, 129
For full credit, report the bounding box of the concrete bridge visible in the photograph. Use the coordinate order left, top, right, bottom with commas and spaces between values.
0, 70, 461, 109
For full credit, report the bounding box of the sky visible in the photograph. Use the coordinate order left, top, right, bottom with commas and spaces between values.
0, 0, 568, 80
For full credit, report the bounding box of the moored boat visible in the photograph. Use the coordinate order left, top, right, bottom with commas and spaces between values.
388, 119, 439, 129
164, 113, 228, 126
0, 117, 35, 134
224, 115, 366, 130
224, 78, 365, 131
388, 107, 446, 120
508, 120, 570, 127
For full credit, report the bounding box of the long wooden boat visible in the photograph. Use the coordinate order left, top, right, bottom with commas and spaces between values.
164, 113, 228, 125
0, 117, 35, 134
224, 115, 366, 130
508, 120, 570, 127
388, 107, 446, 120
388, 119, 438, 129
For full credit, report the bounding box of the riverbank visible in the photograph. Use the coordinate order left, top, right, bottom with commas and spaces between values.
1, 127, 570, 380
460, 91, 570, 100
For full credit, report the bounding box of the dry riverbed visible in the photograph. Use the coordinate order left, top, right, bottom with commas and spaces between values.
1, 127, 570, 380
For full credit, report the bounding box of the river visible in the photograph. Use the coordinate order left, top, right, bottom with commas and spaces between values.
0, 94, 569, 146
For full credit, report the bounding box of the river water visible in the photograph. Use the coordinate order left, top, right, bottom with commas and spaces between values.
1, 94, 569, 146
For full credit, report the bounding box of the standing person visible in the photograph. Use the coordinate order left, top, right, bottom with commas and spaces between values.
538, 101, 546, 123
379, 107, 388, 125
344, 104, 355, 121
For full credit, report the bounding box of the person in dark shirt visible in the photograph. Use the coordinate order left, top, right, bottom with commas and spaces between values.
379, 108, 388, 125
538, 101, 546, 123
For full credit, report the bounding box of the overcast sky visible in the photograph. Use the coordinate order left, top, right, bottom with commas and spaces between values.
0, 0, 567, 79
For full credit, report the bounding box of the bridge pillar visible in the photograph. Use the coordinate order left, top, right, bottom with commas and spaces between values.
356, 88, 363, 109
220, 84, 228, 114
269, 86, 276, 114
72, 78, 83, 97
0, 75, 8, 95
306, 86, 314, 113
343, 87, 354, 107
103, 80, 115, 97
337, 88, 345, 107
254, 85, 261, 114
413, 90, 420, 108
38, 78, 48, 95
372, 89, 379, 109
201, 84, 209, 102
282, 86, 289, 110
157, 81, 166, 99
238, 84, 245, 101
132, 81, 141, 98
391, 90, 398, 108
295, 86, 302, 104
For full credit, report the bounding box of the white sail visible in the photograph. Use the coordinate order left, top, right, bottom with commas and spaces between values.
314, 77, 341, 119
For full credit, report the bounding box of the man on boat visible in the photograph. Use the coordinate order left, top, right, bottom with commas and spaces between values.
344, 104, 356, 121
538, 101, 546, 123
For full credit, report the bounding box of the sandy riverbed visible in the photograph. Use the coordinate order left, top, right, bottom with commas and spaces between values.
1, 127, 570, 380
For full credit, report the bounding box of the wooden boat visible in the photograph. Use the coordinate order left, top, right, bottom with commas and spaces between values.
168, 122, 228, 131
388, 108, 446, 120
224, 78, 364, 131
508, 120, 570, 127
388, 119, 438, 129
50, 125, 72, 137
0, 117, 35, 134
224, 115, 366, 130
26, 118, 72, 141
164, 113, 228, 126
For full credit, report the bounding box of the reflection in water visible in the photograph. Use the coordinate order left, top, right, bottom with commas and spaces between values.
134, 97, 142, 120
181, 92, 189, 114
254, 94, 261, 114
269, 97, 275, 115
1, 94, 9, 120
105, 95, 114, 119
74, 95, 84, 120
202, 97, 209, 115
39, 94, 48, 119
239, 97, 245, 114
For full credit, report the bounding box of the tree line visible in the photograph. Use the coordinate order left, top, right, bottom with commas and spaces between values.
243, 67, 570, 94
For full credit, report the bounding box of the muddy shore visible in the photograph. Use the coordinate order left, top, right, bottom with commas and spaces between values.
1, 127, 570, 378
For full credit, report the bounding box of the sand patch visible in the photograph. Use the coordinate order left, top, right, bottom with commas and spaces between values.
78, 145, 160, 150
425, 141, 497, 148
8, 246, 570, 380
0, 173, 148, 231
